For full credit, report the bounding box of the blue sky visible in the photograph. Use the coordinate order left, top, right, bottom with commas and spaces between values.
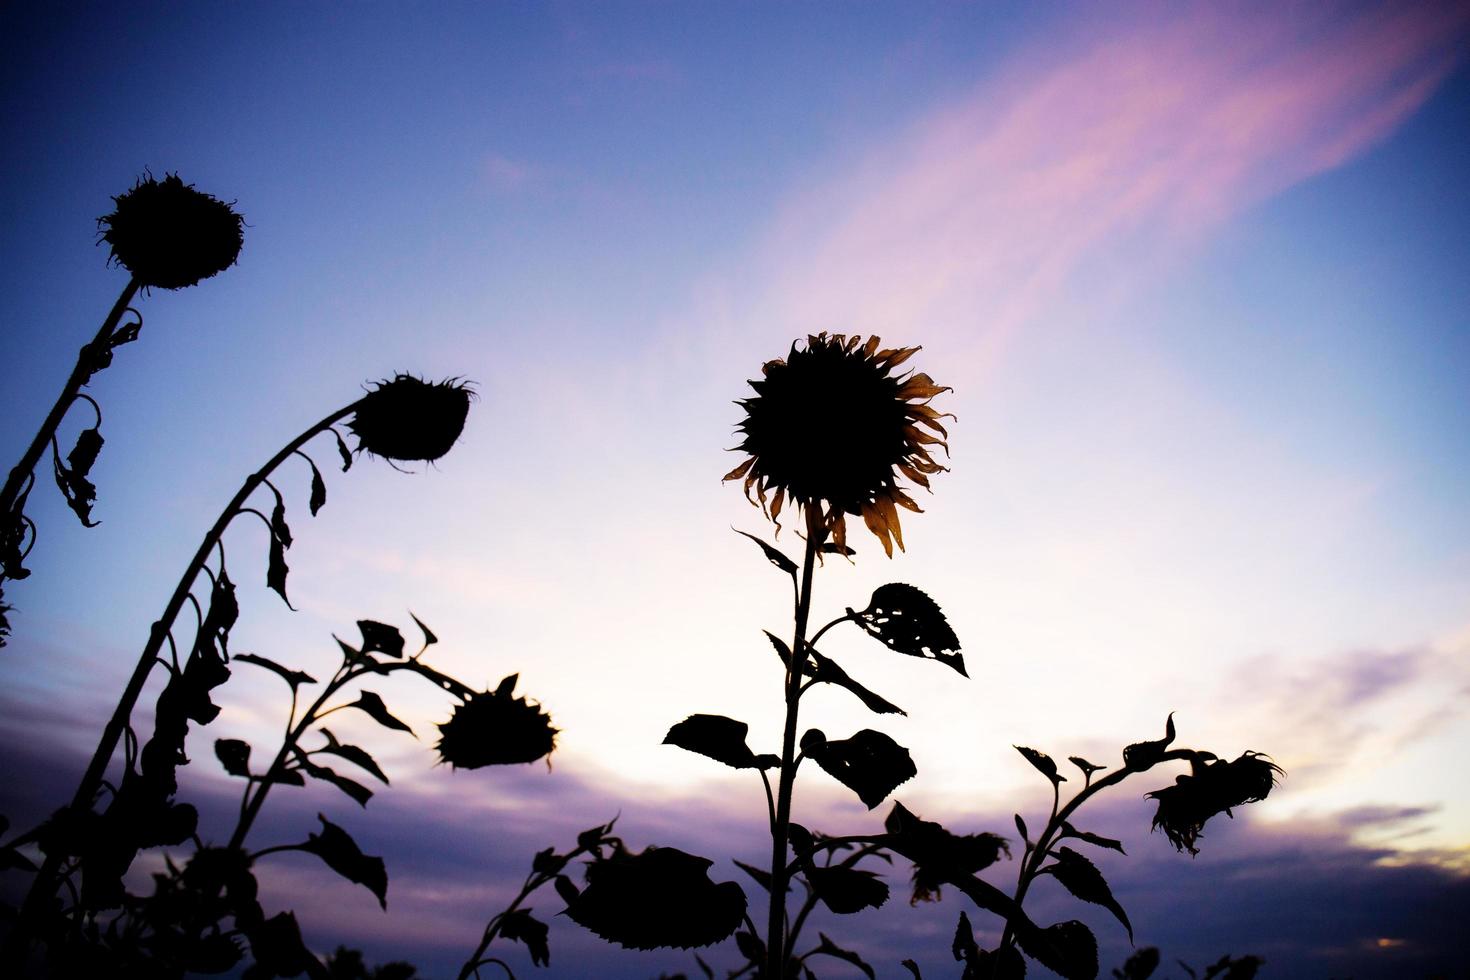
3, 3, 1469, 977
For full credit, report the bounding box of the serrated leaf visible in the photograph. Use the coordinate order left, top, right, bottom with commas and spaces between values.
664, 714, 762, 769
357, 620, 405, 658
1041, 847, 1132, 941
214, 739, 251, 777
499, 909, 551, 967
811, 933, 875, 980
234, 653, 316, 690
734, 529, 797, 577
1016, 920, 1097, 980
347, 691, 415, 735
808, 648, 906, 716
804, 865, 889, 914
266, 530, 293, 609
332, 429, 353, 471
298, 813, 387, 909
316, 729, 389, 784
1015, 746, 1065, 783
851, 583, 965, 676
765, 630, 793, 668
807, 729, 916, 809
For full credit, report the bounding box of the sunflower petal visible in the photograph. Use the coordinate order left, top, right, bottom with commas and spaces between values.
722, 457, 755, 482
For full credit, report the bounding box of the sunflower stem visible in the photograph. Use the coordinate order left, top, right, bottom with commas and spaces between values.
5, 402, 361, 965
765, 505, 823, 978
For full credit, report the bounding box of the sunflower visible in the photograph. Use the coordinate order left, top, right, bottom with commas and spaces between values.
434, 675, 557, 769
97, 173, 244, 290
349, 375, 474, 463
723, 333, 952, 556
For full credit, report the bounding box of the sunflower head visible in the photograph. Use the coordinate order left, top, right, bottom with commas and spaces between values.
724, 333, 952, 556
349, 375, 473, 463
1147, 751, 1282, 855
97, 173, 244, 290
435, 675, 557, 769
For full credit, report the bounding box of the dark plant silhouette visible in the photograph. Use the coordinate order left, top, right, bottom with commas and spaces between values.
1111, 946, 1264, 980
1, 375, 474, 970
2, 617, 556, 978
0, 173, 244, 647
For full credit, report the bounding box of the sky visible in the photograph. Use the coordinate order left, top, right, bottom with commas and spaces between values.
2, 1, 1469, 977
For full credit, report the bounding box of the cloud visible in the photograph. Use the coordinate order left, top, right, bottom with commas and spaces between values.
751, 2, 1468, 351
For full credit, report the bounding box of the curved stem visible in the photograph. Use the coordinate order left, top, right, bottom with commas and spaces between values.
765, 506, 823, 980
0, 278, 139, 523
9, 400, 362, 955
806, 612, 853, 651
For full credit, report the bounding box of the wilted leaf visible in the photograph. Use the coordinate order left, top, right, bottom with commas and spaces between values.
1060, 822, 1125, 855
1016, 920, 1097, 980
304, 454, 327, 516
807, 648, 906, 716
243, 911, 322, 978
765, 630, 793, 668
804, 865, 889, 914
734, 529, 797, 577
953, 910, 979, 963
850, 584, 965, 676
664, 714, 765, 770
806, 729, 916, 809
215, 739, 251, 777
347, 691, 415, 736
563, 845, 747, 950
499, 908, 551, 967
1041, 847, 1132, 941
1123, 713, 1176, 772
357, 620, 405, 658
234, 653, 316, 690
52, 431, 102, 527
315, 729, 389, 784
266, 530, 293, 609
267, 482, 293, 549
298, 813, 387, 909
810, 933, 875, 980
332, 429, 353, 472
1015, 746, 1065, 784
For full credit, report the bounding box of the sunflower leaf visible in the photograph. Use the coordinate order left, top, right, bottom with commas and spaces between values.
733, 859, 787, 894
1123, 713, 1177, 772
356, 620, 405, 658
234, 653, 316, 690
1060, 822, 1125, 855
266, 482, 293, 549
804, 865, 889, 914
316, 729, 389, 784
1040, 847, 1132, 941
411, 612, 438, 648
664, 714, 765, 770
265, 531, 293, 609
499, 909, 551, 967
297, 813, 387, 909
810, 933, 875, 980
332, 429, 353, 472
214, 738, 251, 777
806, 729, 916, 809
1016, 920, 1097, 980
295, 753, 374, 808
304, 454, 327, 516
346, 691, 415, 736
1015, 746, 1065, 784
734, 529, 797, 577
851, 584, 965, 676
807, 647, 906, 715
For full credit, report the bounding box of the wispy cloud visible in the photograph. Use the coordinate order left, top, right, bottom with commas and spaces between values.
754, 3, 1467, 349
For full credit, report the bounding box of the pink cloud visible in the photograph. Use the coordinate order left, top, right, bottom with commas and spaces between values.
759, 3, 1467, 348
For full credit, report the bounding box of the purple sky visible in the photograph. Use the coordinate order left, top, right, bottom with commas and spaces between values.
3, 2, 1469, 977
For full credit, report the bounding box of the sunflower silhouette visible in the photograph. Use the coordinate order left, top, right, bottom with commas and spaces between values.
724, 333, 952, 555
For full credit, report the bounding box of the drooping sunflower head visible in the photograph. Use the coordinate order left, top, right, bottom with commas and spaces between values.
435, 675, 557, 769
723, 333, 952, 556
97, 173, 244, 290
349, 375, 474, 463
